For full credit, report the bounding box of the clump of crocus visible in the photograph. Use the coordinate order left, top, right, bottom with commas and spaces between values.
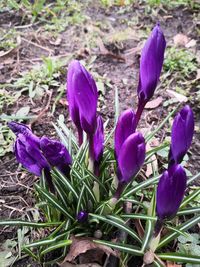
40, 136, 72, 177
114, 109, 136, 159
169, 105, 194, 166
115, 132, 146, 199
135, 24, 166, 127
67, 60, 98, 146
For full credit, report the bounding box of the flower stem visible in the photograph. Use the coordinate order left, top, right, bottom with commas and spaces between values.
134, 100, 146, 130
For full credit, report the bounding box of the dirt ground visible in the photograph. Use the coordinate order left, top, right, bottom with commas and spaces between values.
0, 0, 200, 266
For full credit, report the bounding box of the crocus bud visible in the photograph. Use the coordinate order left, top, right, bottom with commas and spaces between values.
15, 134, 50, 177
137, 24, 166, 107
40, 136, 72, 177
118, 132, 146, 184
169, 105, 194, 165
156, 164, 187, 221
67, 60, 98, 138
77, 211, 88, 223
114, 109, 136, 159
67, 61, 83, 145
8, 121, 40, 144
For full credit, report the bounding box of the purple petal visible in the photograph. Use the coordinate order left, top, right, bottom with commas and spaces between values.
69, 60, 98, 136
170, 105, 194, 164
138, 24, 166, 103
156, 164, 187, 220
40, 136, 72, 176
118, 132, 146, 183
114, 109, 136, 159
77, 211, 88, 222
8, 121, 40, 144
15, 135, 49, 176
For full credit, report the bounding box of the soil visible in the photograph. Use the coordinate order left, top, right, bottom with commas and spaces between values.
0, 1, 200, 266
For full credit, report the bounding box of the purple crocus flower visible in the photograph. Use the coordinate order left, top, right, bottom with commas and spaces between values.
91, 115, 104, 176
67, 61, 83, 145
156, 164, 187, 221
77, 211, 88, 223
118, 132, 146, 184
67, 60, 98, 141
114, 109, 136, 159
169, 105, 194, 166
136, 24, 166, 127
40, 136, 72, 177
8, 122, 54, 193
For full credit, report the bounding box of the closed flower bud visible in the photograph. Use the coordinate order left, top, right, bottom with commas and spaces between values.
93, 115, 104, 164
118, 132, 146, 183
156, 164, 187, 221
137, 24, 166, 105
67, 60, 98, 138
170, 105, 194, 165
77, 211, 88, 223
15, 134, 49, 177
114, 109, 136, 159
40, 136, 72, 177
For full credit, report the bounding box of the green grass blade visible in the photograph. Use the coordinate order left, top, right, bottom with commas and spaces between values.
90, 214, 142, 244
141, 220, 153, 252
157, 253, 200, 264
122, 175, 159, 199
177, 206, 200, 216
94, 240, 143, 256
187, 172, 200, 185
0, 220, 61, 227
40, 240, 72, 257
180, 188, 200, 209
121, 214, 157, 221
157, 215, 200, 250
35, 184, 74, 220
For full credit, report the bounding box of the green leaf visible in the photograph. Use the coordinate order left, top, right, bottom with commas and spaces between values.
35, 184, 74, 220
187, 172, 200, 185
0, 220, 61, 228
121, 214, 157, 221
157, 215, 200, 250
177, 206, 200, 216
180, 189, 200, 209
157, 253, 200, 264
94, 240, 143, 256
141, 220, 153, 252
90, 214, 142, 244
40, 240, 72, 257
114, 86, 119, 125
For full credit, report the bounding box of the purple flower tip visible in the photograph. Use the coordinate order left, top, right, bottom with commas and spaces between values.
137, 24, 166, 104
170, 105, 194, 165
114, 109, 136, 159
67, 60, 98, 138
77, 211, 88, 222
156, 164, 187, 221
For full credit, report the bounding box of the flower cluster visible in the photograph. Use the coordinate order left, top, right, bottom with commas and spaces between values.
8, 24, 194, 232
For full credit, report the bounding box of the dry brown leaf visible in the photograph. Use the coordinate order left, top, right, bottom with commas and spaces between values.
60, 263, 101, 267
166, 261, 182, 267
145, 97, 163, 109
196, 69, 200, 80
166, 89, 187, 103
173, 33, 189, 47
185, 39, 196, 48
60, 236, 118, 266
145, 143, 158, 177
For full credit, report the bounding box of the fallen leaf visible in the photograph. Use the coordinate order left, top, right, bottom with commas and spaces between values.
61, 236, 118, 266
166, 89, 187, 103
15, 106, 30, 117
50, 36, 62, 46
145, 97, 163, 109
173, 33, 189, 47
185, 39, 196, 48
145, 143, 158, 177
166, 261, 182, 267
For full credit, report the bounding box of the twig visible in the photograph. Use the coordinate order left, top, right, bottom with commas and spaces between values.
21, 37, 54, 54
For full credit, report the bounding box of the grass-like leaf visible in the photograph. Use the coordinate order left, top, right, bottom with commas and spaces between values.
141, 220, 153, 252
157, 253, 200, 264
157, 215, 200, 250
40, 240, 72, 257
177, 206, 200, 216
94, 239, 143, 256
180, 188, 200, 209
121, 214, 157, 221
0, 220, 61, 227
